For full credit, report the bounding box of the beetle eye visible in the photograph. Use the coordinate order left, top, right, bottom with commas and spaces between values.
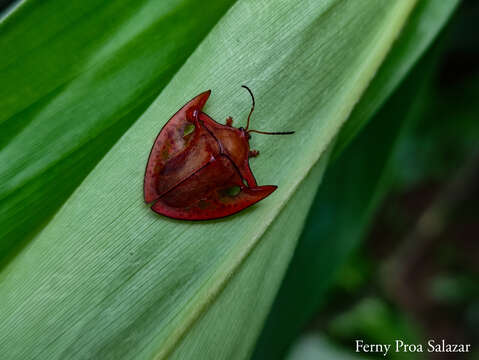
225, 186, 241, 197
183, 123, 195, 137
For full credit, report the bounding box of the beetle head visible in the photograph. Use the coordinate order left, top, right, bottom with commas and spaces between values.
238, 126, 251, 140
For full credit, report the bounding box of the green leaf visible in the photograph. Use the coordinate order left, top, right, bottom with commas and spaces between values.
0, 0, 235, 262
252, 8, 453, 358
331, 0, 460, 158
0, 0, 436, 359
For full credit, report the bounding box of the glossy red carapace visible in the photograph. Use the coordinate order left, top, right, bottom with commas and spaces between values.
144, 86, 293, 220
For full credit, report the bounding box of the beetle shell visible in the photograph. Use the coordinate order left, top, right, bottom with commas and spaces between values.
144, 90, 276, 220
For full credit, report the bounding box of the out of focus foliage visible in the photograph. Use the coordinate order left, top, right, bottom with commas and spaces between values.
280, 2, 479, 359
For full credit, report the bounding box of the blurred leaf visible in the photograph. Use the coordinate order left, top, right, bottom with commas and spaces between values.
0, 1, 421, 359
328, 297, 421, 360
0, 0, 20, 17
331, 0, 460, 159
287, 334, 369, 360
429, 274, 479, 305
0, 0, 235, 262
394, 72, 479, 187
253, 16, 449, 358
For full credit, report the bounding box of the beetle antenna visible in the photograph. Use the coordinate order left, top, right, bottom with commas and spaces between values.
247, 129, 295, 135
241, 85, 294, 135
242, 85, 255, 131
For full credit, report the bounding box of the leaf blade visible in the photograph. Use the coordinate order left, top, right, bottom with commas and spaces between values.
331, 0, 460, 158
0, 0, 236, 261
253, 1, 458, 356
0, 0, 420, 359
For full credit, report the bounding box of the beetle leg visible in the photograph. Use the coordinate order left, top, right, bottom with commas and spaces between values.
225, 116, 233, 126
249, 150, 259, 158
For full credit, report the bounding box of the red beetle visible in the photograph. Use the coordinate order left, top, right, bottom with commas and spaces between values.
144, 86, 293, 220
